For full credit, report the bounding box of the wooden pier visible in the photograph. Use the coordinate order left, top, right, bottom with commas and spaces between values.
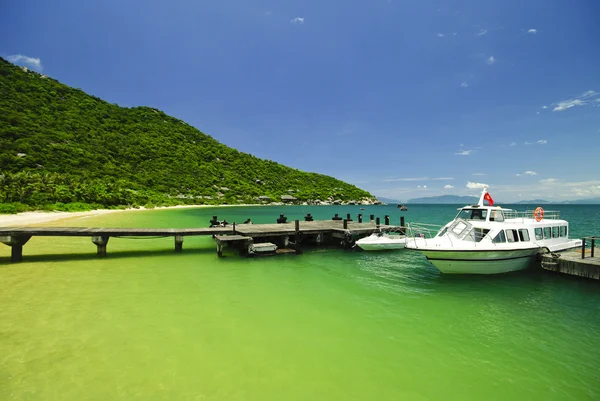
0, 219, 400, 262
540, 237, 600, 280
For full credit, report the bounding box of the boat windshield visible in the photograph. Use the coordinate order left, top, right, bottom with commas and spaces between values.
456, 208, 488, 221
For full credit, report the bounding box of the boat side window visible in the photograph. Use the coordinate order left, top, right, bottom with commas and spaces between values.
489, 210, 504, 222
552, 227, 559, 238
519, 229, 530, 242
560, 226, 567, 237
543, 227, 551, 239
506, 229, 519, 243
452, 221, 469, 236
492, 231, 506, 243
473, 228, 490, 242
437, 227, 448, 237
535, 228, 543, 240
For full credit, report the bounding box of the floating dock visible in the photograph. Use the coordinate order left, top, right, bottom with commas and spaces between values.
541, 237, 600, 280
0, 217, 403, 262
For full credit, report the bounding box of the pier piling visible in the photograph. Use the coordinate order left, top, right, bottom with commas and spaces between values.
0, 235, 32, 262
175, 235, 184, 252
92, 236, 109, 257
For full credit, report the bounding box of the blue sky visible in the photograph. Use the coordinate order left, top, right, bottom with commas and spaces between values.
2, 0, 600, 202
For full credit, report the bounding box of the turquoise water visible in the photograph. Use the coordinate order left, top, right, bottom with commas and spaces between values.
1, 205, 600, 400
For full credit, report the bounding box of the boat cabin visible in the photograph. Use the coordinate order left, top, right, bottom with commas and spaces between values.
455, 206, 505, 222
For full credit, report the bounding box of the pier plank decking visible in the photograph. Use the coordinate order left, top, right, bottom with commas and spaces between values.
0, 220, 397, 262
541, 237, 600, 280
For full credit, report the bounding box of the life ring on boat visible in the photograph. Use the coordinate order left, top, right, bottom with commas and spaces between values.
534, 207, 544, 222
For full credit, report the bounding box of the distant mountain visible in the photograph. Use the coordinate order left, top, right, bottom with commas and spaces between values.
377, 197, 402, 204
406, 195, 600, 205
555, 198, 600, 205
512, 199, 551, 204
407, 195, 479, 204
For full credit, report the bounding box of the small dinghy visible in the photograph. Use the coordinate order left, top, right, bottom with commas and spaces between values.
356, 230, 407, 251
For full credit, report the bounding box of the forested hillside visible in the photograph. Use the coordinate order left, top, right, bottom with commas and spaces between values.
0, 58, 374, 212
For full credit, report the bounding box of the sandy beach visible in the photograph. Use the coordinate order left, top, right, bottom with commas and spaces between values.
0, 204, 272, 227
0, 205, 206, 227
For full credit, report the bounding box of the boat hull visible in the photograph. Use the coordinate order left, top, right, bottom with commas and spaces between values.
357, 242, 406, 251
356, 235, 406, 251
419, 248, 539, 274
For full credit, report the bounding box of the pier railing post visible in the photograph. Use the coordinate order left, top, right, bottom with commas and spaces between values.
370, 214, 374, 223
384, 215, 390, 225
592, 238, 596, 258
92, 236, 110, 257
581, 238, 586, 259
357, 214, 362, 223
400, 216, 406, 234
175, 235, 184, 252
376, 217, 380, 228
343, 219, 348, 229
0, 235, 32, 263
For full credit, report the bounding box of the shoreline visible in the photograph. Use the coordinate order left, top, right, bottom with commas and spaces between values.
0, 204, 267, 227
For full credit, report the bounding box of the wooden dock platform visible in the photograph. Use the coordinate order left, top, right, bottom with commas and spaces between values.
0, 220, 397, 262
541, 237, 600, 280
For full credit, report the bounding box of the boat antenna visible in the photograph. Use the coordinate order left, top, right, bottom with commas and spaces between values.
477, 186, 488, 207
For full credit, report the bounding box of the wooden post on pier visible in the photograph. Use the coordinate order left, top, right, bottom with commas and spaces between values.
346, 213, 352, 221
343, 219, 348, 229
174, 235, 184, 252
358, 214, 363, 223
400, 216, 406, 234
384, 215, 390, 225
376, 217, 380, 228
370, 214, 375, 223
92, 236, 109, 257
0, 235, 31, 262
294, 220, 302, 255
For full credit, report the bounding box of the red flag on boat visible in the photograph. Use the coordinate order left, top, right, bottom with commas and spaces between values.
484, 192, 494, 206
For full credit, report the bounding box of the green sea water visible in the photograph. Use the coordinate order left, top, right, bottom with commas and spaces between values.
1, 204, 600, 401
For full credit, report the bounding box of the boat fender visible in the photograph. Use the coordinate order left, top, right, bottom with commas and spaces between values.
534, 207, 544, 222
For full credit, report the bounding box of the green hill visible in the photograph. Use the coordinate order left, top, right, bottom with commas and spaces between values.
0, 58, 374, 212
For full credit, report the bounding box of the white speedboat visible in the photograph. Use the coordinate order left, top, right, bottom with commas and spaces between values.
405, 187, 582, 274
356, 231, 407, 251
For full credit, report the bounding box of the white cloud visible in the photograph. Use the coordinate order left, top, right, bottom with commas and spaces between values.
290, 17, 304, 25
540, 178, 557, 184
437, 33, 445, 37
6, 54, 43, 71
455, 149, 473, 156
476, 29, 488, 36
517, 171, 537, 177
542, 105, 548, 109
553, 90, 599, 111
524, 139, 547, 145
460, 82, 469, 88
527, 28, 538, 34
444, 185, 454, 189
472, 173, 486, 176
509, 142, 516, 147
486, 56, 496, 65
467, 182, 488, 189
